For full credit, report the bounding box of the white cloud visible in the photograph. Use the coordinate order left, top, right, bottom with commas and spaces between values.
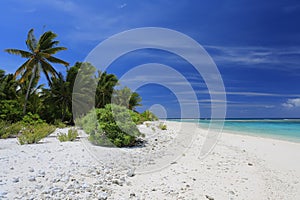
204, 45, 300, 71
178, 89, 300, 98
119, 3, 127, 9
282, 98, 300, 108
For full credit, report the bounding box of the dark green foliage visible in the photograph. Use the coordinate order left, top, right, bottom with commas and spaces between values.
0, 100, 23, 122
18, 123, 55, 145
42, 73, 72, 123
95, 71, 118, 108
57, 128, 78, 142
81, 104, 141, 147
0, 72, 18, 100
129, 92, 142, 110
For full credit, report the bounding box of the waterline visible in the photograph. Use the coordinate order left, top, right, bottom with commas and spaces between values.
168, 119, 300, 143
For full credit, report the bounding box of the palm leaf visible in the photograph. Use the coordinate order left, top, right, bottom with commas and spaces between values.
38, 31, 58, 50
42, 47, 67, 54
18, 63, 39, 84
40, 59, 59, 78
39, 31, 57, 44
4, 49, 33, 58
14, 58, 35, 79
46, 56, 69, 66
26, 29, 37, 52
41, 66, 53, 85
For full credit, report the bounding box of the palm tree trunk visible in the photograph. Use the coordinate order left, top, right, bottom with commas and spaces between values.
23, 64, 38, 114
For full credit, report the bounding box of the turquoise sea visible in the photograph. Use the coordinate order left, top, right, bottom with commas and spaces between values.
168, 119, 300, 143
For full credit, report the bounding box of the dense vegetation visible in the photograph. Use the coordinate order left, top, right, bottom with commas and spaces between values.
0, 28, 157, 146
79, 104, 157, 147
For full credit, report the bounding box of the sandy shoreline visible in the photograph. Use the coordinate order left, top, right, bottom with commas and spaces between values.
0, 121, 299, 199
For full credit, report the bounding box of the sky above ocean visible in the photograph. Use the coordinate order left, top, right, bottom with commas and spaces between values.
0, 0, 299, 118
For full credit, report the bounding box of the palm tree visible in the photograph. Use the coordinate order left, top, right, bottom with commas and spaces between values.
129, 92, 142, 111
5, 28, 69, 114
0, 71, 18, 100
44, 73, 71, 121
95, 71, 118, 108
113, 87, 142, 110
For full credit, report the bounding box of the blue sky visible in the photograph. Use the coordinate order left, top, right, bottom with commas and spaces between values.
0, 0, 300, 118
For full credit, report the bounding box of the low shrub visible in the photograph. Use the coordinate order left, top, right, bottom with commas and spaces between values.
128, 110, 158, 125
79, 111, 98, 135
129, 110, 143, 124
158, 123, 167, 130
54, 119, 67, 128
18, 123, 55, 145
0, 100, 23, 122
22, 112, 45, 125
58, 128, 78, 142
140, 110, 158, 122
0, 121, 23, 139
81, 104, 141, 147
0, 120, 9, 138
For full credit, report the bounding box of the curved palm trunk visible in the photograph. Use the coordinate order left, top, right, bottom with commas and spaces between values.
23, 63, 38, 114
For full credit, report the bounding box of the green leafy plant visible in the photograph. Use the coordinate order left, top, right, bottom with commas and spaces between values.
18, 123, 55, 145
0, 100, 23, 122
57, 128, 78, 142
22, 112, 45, 125
140, 110, 158, 122
0, 121, 23, 139
79, 110, 98, 134
158, 123, 167, 130
54, 119, 67, 128
81, 104, 141, 147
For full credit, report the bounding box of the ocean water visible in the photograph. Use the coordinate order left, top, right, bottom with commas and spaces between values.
168, 119, 300, 143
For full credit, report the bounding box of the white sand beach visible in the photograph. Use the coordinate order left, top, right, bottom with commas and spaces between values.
0, 121, 299, 199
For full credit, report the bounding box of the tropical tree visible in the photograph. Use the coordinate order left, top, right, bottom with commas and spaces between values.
71, 62, 98, 118
0, 69, 22, 121
5, 28, 69, 114
0, 70, 18, 100
95, 71, 118, 108
43, 73, 71, 122
113, 87, 142, 111
68, 62, 119, 119
129, 91, 142, 111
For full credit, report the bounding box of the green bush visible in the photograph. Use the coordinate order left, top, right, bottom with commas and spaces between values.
140, 110, 158, 122
18, 123, 55, 145
128, 110, 158, 125
0, 120, 9, 138
0, 121, 23, 139
129, 110, 143, 124
58, 128, 78, 142
81, 104, 141, 147
3, 122, 23, 139
78, 110, 98, 134
0, 100, 23, 122
158, 123, 167, 130
54, 119, 67, 128
22, 112, 45, 125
